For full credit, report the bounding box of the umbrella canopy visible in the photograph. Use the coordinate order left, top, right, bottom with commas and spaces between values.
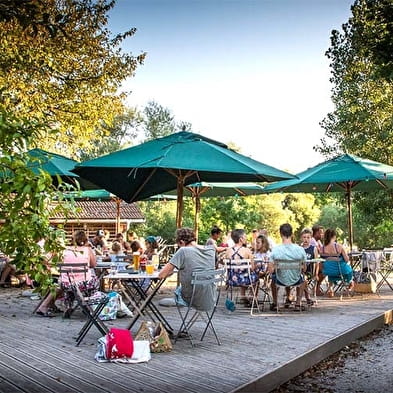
26, 148, 97, 190
73, 131, 294, 227
263, 153, 393, 250
27, 148, 78, 180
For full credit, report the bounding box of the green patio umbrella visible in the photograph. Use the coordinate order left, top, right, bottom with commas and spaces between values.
160, 182, 265, 239
263, 153, 393, 250
73, 131, 294, 227
26, 148, 97, 190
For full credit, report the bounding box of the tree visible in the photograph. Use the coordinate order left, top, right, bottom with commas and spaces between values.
78, 107, 143, 161
317, 0, 393, 162
0, 110, 77, 293
0, 0, 145, 157
316, 0, 393, 248
143, 101, 193, 141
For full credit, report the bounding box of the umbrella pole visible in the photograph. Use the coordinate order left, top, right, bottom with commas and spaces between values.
194, 195, 201, 242
115, 198, 121, 234
346, 187, 354, 251
176, 176, 185, 228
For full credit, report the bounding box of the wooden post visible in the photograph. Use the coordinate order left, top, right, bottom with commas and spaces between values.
346, 186, 353, 252
176, 176, 184, 228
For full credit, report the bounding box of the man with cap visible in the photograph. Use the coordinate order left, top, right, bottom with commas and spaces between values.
89, 229, 108, 253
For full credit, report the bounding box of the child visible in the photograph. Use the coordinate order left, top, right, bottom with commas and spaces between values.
300, 228, 319, 305
253, 234, 270, 276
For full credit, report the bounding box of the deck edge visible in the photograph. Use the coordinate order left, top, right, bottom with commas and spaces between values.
232, 309, 393, 393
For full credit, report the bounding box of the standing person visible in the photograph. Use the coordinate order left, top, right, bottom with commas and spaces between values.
311, 224, 325, 295
159, 227, 216, 310
300, 228, 318, 305
310, 225, 324, 248
318, 228, 354, 298
268, 223, 307, 311
205, 226, 227, 266
224, 229, 258, 306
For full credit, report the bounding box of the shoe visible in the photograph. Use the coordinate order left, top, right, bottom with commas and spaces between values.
316, 289, 324, 296
284, 298, 291, 308
270, 303, 278, 311
306, 299, 314, 306
36, 310, 55, 318
294, 304, 306, 312
327, 290, 334, 298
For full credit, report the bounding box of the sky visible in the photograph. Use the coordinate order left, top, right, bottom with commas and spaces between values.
108, 0, 354, 174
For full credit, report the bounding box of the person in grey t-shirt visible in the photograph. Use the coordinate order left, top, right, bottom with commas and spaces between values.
159, 227, 216, 311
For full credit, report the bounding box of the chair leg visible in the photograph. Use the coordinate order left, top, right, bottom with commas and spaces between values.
200, 310, 220, 345
76, 302, 108, 346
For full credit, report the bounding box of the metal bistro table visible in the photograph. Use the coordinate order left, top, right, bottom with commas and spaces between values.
104, 271, 174, 335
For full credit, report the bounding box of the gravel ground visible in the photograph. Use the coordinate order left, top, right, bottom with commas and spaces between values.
273, 325, 393, 393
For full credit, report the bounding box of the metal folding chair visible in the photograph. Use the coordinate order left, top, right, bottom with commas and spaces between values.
273, 259, 308, 312
175, 268, 224, 347
224, 259, 261, 315
58, 263, 109, 346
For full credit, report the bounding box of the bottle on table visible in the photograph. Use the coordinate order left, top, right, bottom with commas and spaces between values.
151, 249, 159, 271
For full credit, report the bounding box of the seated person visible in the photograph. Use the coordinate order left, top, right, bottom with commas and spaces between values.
36, 230, 97, 317
110, 241, 124, 261
268, 223, 307, 311
115, 233, 131, 252
224, 228, 258, 306
159, 227, 216, 311
318, 228, 354, 297
0, 254, 16, 287
253, 234, 271, 276
89, 230, 108, 254
144, 236, 159, 260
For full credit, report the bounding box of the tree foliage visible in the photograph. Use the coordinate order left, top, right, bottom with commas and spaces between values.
316, 0, 393, 248
143, 101, 192, 141
0, 0, 145, 157
0, 110, 77, 293
317, 0, 393, 162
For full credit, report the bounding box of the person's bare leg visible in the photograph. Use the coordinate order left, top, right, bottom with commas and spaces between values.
0, 265, 12, 283
271, 282, 278, 306
296, 282, 306, 306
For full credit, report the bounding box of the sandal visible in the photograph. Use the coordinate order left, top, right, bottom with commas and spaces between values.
294, 304, 306, 312
36, 310, 55, 318
284, 298, 291, 308
327, 290, 335, 298
306, 299, 314, 306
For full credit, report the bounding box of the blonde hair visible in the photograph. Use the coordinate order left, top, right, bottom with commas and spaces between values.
111, 241, 122, 253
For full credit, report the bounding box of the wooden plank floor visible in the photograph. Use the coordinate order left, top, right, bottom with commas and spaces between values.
1, 285, 393, 393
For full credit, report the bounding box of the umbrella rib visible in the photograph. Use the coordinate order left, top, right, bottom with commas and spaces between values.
376, 179, 388, 189
234, 187, 247, 196
131, 168, 158, 200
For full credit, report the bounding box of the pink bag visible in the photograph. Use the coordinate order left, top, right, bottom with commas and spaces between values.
106, 328, 134, 359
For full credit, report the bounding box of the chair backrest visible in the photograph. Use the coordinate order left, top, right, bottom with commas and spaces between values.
58, 263, 89, 286
361, 251, 382, 271
224, 258, 253, 272
273, 259, 304, 287
189, 268, 224, 311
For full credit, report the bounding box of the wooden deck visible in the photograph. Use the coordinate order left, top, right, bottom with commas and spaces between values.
1, 285, 393, 393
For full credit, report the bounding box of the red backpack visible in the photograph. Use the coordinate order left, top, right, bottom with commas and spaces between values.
106, 328, 134, 359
